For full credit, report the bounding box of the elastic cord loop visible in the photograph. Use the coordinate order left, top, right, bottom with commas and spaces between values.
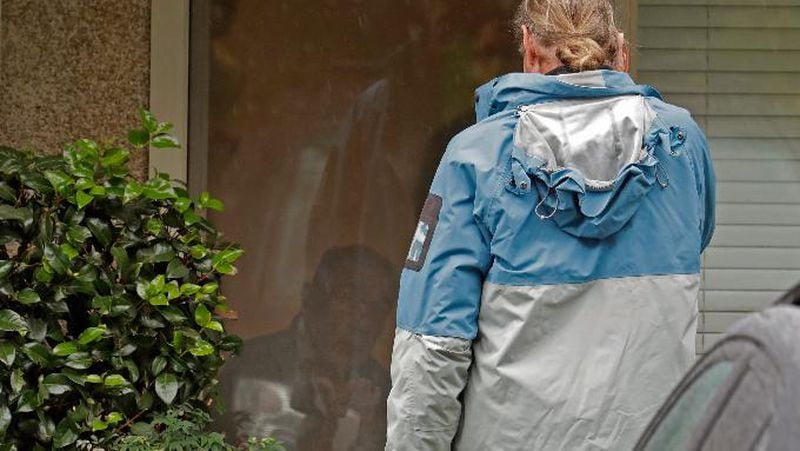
535, 188, 559, 219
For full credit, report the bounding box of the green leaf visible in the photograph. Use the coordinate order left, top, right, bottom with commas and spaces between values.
89, 184, 106, 196
102, 147, 130, 167
106, 411, 124, 424
10, 369, 25, 393
42, 373, 72, 395
66, 225, 92, 244
16, 389, 39, 412
198, 191, 224, 211
74, 178, 94, 191
75, 190, 93, 209
188, 339, 214, 357
174, 197, 191, 213
189, 244, 208, 260
27, 318, 47, 342
137, 275, 165, 303
0, 341, 16, 366
44, 170, 75, 194
34, 265, 54, 283
128, 128, 150, 148
64, 352, 92, 370
165, 282, 180, 300
103, 374, 128, 387
151, 355, 168, 376
156, 121, 174, 134
194, 304, 211, 327
0, 309, 28, 335
77, 325, 107, 345
23, 342, 52, 366
60, 243, 79, 261
125, 358, 140, 382
44, 245, 69, 275
158, 306, 186, 323
205, 198, 224, 211
155, 372, 179, 404
148, 295, 168, 306
84, 374, 103, 384
91, 419, 108, 431
183, 210, 202, 226
52, 341, 80, 357
204, 320, 224, 333
0, 404, 11, 434
75, 139, 100, 158
75, 264, 98, 284
213, 247, 245, 266
91, 295, 113, 315
180, 283, 201, 295
85, 217, 112, 248
166, 258, 189, 279
141, 177, 177, 200
139, 108, 159, 133
123, 180, 143, 203
20, 170, 52, 195
172, 331, 184, 351
17, 288, 41, 305
201, 282, 219, 295
0, 181, 16, 202
61, 368, 86, 386
53, 418, 79, 448
214, 261, 236, 275
151, 134, 181, 149
0, 260, 14, 279
145, 218, 163, 235
0, 205, 32, 223
137, 242, 175, 263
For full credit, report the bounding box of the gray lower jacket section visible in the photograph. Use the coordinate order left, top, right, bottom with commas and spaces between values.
385, 329, 472, 450
386, 274, 699, 451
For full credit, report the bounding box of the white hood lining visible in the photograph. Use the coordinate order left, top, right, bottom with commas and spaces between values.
515, 95, 657, 189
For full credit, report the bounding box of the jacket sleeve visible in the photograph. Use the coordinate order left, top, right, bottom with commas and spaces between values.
386, 140, 493, 450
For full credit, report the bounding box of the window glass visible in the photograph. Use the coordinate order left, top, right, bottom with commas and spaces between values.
642, 361, 735, 451
191, 1, 520, 448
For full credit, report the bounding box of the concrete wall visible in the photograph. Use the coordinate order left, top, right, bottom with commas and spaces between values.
0, 0, 150, 179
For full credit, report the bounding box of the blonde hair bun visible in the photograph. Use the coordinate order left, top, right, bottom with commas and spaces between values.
556, 37, 606, 71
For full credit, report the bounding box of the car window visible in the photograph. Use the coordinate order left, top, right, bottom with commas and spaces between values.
642, 361, 735, 451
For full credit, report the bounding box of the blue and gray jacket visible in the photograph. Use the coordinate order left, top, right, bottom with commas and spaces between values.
385, 70, 716, 451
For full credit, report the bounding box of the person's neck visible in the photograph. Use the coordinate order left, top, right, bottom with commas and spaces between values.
544, 64, 614, 76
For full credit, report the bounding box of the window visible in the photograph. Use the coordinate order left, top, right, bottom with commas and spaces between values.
636, 0, 800, 355
641, 361, 735, 451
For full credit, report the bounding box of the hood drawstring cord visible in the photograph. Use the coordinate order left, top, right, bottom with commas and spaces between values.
535, 187, 559, 220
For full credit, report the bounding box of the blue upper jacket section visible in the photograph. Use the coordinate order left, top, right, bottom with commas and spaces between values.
397, 70, 716, 340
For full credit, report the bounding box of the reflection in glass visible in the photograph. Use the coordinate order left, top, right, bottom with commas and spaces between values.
192, 1, 519, 449
642, 361, 735, 451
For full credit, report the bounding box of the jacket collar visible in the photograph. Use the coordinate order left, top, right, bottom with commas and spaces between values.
474, 70, 662, 122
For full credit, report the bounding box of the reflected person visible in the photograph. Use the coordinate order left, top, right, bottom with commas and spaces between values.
218, 246, 395, 450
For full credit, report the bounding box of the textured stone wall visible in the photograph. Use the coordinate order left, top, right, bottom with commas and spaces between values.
0, 0, 150, 179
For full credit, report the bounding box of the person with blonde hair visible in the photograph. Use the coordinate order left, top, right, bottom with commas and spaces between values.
385, 0, 715, 449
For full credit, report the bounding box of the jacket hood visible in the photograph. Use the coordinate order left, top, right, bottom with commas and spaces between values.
477, 71, 679, 240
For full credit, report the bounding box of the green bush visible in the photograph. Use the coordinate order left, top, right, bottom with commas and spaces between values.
0, 110, 244, 449
107, 404, 284, 451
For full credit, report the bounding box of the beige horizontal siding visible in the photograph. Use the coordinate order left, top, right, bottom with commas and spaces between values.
638, 0, 800, 356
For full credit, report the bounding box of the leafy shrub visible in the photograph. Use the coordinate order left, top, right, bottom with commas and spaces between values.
0, 111, 243, 448
104, 404, 284, 451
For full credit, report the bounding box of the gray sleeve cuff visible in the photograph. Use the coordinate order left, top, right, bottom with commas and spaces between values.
385, 328, 472, 451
